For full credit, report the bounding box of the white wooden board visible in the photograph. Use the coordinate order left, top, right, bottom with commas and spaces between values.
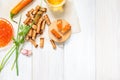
4, 0, 120, 80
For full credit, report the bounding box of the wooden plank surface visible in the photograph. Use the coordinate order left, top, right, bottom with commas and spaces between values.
0, 0, 32, 80
96, 0, 120, 80
64, 0, 95, 80
0, 0, 98, 80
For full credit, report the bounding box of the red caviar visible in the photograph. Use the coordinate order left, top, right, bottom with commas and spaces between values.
0, 18, 13, 48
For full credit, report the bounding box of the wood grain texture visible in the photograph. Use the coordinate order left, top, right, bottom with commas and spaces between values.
64, 0, 95, 80
0, 0, 96, 80
96, 0, 120, 80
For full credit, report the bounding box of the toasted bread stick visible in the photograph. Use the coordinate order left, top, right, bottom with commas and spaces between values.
28, 8, 34, 14
37, 17, 43, 33
33, 5, 41, 15
30, 39, 38, 48
40, 8, 47, 12
61, 24, 71, 34
41, 20, 46, 31
26, 13, 30, 17
35, 5, 40, 12
50, 39, 56, 49
51, 29, 62, 39
32, 24, 37, 30
34, 11, 43, 24
29, 13, 34, 20
32, 30, 37, 40
28, 29, 33, 37
44, 14, 51, 26
26, 8, 34, 17
25, 35, 29, 41
40, 38, 44, 48
57, 19, 62, 31
24, 17, 31, 25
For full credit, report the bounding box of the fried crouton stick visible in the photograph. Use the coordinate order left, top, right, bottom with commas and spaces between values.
40, 8, 47, 12
32, 24, 37, 30
40, 38, 44, 48
41, 20, 46, 31
37, 17, 44, 33
29, 39, 38, 48
23, 17, 31, 25
34, 11, 42, 24
25, 35, 29, 41
44, 14, 51, 26
50, 39, 56, 49
61, 24, 71, 34
32, 30, 37, 40
51, 29, 62, 39
26, 8, 34, 17
57, 19, 62, 31
33, 5, 40, 15
28, 29, 33, 37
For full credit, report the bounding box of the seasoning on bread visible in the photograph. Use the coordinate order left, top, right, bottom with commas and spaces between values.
51, 29, 62, 39
61, 24, 71, 34
57, 19, 62, 31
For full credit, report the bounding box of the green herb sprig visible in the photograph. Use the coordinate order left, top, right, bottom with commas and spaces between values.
0, 16, 32, 76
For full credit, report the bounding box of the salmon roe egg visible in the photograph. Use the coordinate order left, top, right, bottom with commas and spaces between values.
0, 18, 13, 48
